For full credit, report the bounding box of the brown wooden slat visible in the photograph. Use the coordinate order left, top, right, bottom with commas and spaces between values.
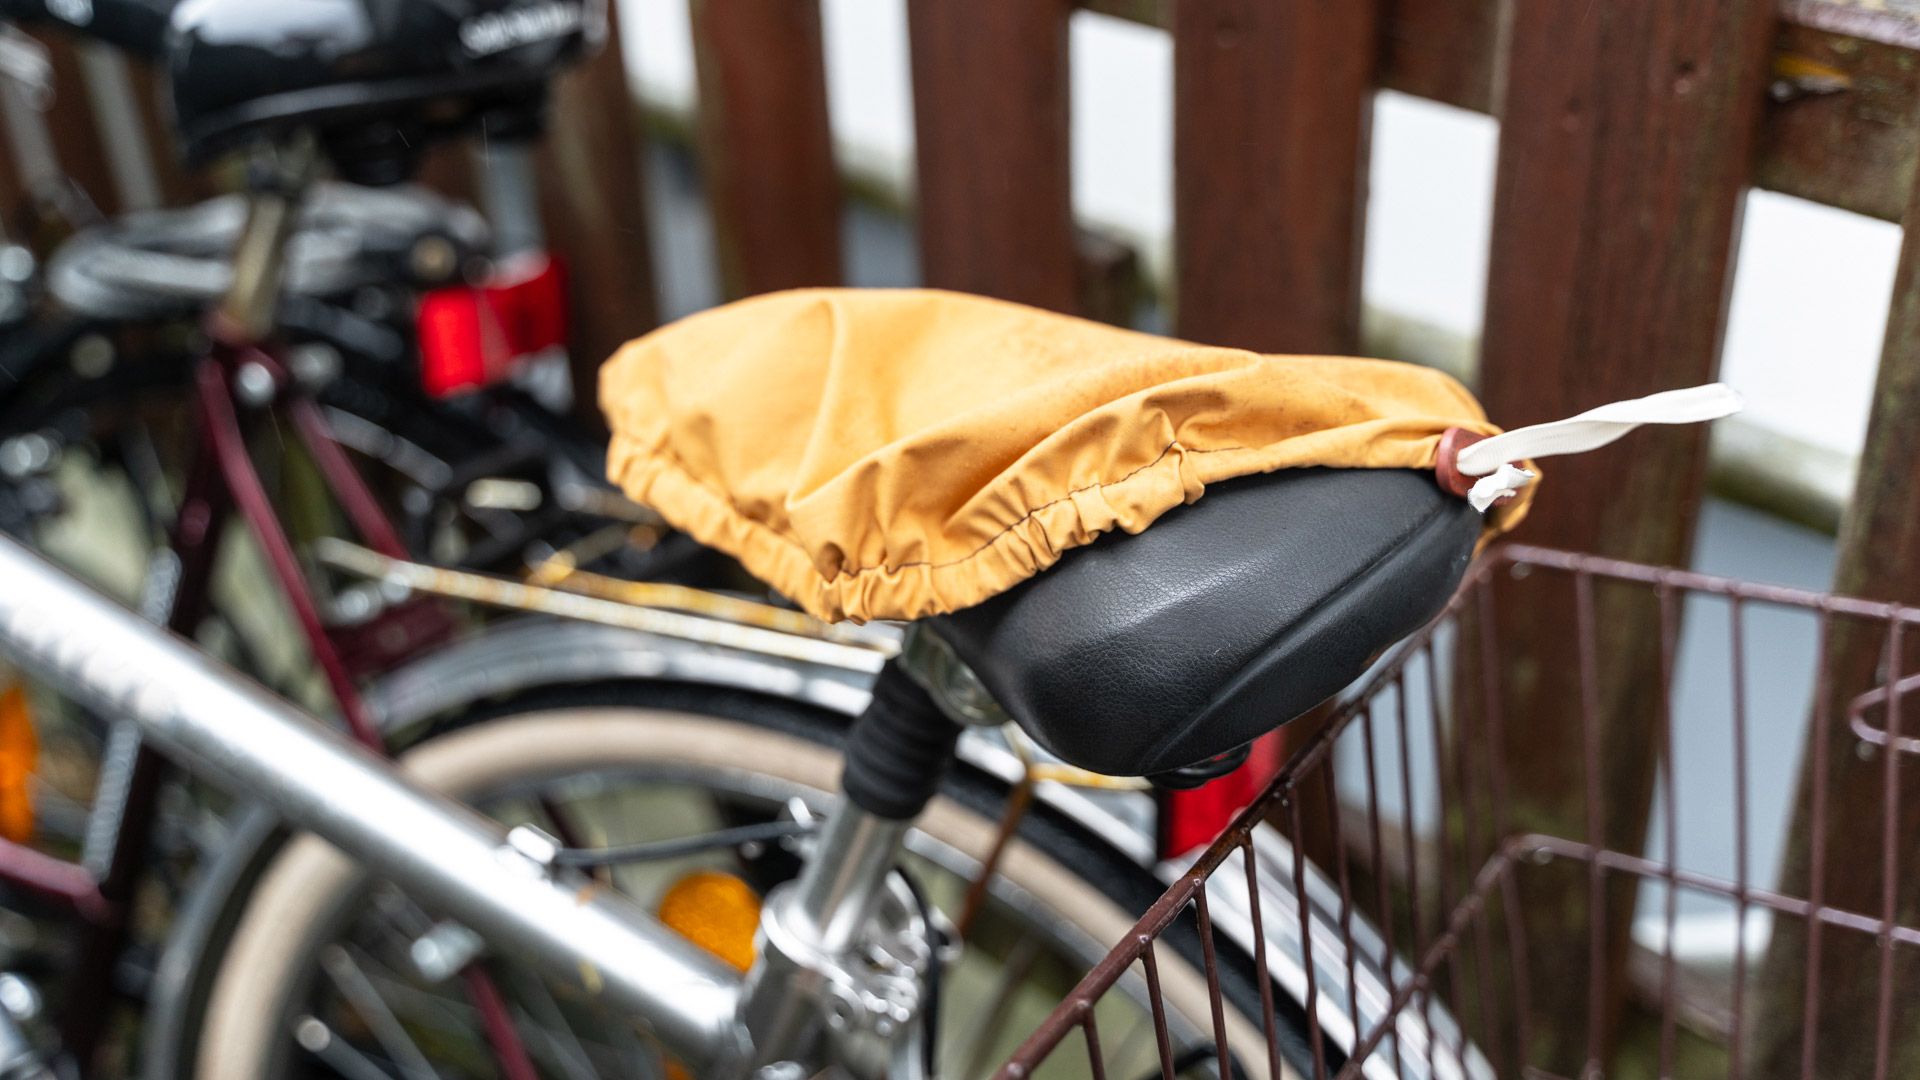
535, 11, 657, 432
1085, 0, 1920, 224
1081, 0, 1166, 25
691, 0, 841, 298
907, 0, 1077, 313
1379, 0, 1497, 115
125, 58, 205, 207
1472, 1, 1775, 1074
1755, 18, 1919, 222
1745, 147, 1920, 1080
414, 143, 481, 209
1377, 0, 1920, 223
1171, 0, 1379, 354
28, 30, 116, 221
1073, 227, 1141, 328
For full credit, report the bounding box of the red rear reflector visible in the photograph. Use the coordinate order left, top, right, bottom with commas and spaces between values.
417, 289, 492, 397
1158, 730, 1284, 859
417, 253, 569, 399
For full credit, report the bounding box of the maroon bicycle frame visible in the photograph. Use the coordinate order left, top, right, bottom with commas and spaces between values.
0, 320, 539, 1079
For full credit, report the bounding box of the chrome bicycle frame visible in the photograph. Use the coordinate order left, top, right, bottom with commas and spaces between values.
0, 534, 756, 1071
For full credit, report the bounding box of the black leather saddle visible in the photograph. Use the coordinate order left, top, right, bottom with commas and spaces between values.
930, 467, 1479, 777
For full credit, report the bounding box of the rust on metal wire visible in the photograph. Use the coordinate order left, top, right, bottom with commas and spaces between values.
992, 544, 1920, 1080
313, 539, 890, 673
524, 551, 897, 653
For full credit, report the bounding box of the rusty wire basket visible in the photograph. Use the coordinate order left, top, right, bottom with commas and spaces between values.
990, 543, 1920, 1080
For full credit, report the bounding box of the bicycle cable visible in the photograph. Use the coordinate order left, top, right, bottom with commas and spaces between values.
896, 865, 944, 1080
549, 820, 815, 868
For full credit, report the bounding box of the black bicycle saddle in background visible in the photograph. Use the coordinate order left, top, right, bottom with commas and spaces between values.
932, 467, 1480, 778
167, 0, 601, 181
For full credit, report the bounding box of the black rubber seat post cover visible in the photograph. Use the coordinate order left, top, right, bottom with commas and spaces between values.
840, 662, 963, 820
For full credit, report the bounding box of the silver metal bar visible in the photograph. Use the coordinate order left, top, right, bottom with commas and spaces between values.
320, 945, 440, 1080
474, 137, 545, 258
791, 809, 909, 955
219, 187, 301, 340
314, 538, 887, 674
740, 802, 911, 1066
295, 1016, 409, 1080
0, 535, 749, 1072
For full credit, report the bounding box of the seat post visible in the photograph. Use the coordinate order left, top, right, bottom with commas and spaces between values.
741, 661, 960, 1071
217, 133, 318, 344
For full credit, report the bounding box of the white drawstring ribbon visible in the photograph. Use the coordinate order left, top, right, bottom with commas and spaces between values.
1454, 383, 1744, 513
1467, 463, 1536, 513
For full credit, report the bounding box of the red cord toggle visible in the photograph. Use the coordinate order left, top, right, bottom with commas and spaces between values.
1434, 426, 1516, 507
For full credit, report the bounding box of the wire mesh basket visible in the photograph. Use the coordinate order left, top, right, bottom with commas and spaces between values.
990, 543, 1920, 1080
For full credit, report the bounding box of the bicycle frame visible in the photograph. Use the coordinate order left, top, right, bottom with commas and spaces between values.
0, 532, 754, 1071
0, 182, 434, 1064
0, 140, 544, 1069
0, 144, 933, 1078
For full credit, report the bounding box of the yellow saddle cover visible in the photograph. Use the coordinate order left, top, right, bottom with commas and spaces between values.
601, 288, 1530, 624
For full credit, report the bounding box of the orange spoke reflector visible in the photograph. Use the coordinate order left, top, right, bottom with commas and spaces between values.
0, 683, 37, 844
657, 870, 761, 973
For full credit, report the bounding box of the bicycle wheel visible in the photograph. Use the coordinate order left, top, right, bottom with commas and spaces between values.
191, 690, 1316, 1079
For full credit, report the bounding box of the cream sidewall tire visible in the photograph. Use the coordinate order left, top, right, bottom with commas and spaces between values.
195, 708, 1266, 1079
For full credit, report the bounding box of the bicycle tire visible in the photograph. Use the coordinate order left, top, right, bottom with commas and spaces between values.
185, 688, 1319, 1080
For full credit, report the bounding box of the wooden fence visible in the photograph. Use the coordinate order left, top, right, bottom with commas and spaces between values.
6, 0, 1920, 1075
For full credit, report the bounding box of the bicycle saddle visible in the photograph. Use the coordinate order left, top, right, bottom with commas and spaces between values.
930, 467, 1478, 777
167, 0, 601, 181
48, 182, 488, 319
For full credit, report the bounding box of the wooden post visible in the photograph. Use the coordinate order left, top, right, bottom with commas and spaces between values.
535, 8, 658, 432
1473, 0, 1773, 1074
1171, 0, 1379, 354
1377, 0, 1498, 114
36, 31, 115, 217
691, 0, 842, 298
414, 143, 481, 209
907, 0, 1077, 314
1072, 226, 1141, 328
122, 58, 205, 207
13, 30, 118, 243
1745, 139, 1920, 1080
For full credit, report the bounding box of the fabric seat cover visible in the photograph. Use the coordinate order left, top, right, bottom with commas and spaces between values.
601, 288, 1529, 625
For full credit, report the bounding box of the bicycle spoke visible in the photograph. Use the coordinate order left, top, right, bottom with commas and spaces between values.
370, 881, 438, 939
508, 966, 603, 1080
295, 1015, 405, 1080
957, 931, 1043, 1080
1105, 1005, 1156, 1077
355, 964, 484, 1039
319, 944, 441, 1080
